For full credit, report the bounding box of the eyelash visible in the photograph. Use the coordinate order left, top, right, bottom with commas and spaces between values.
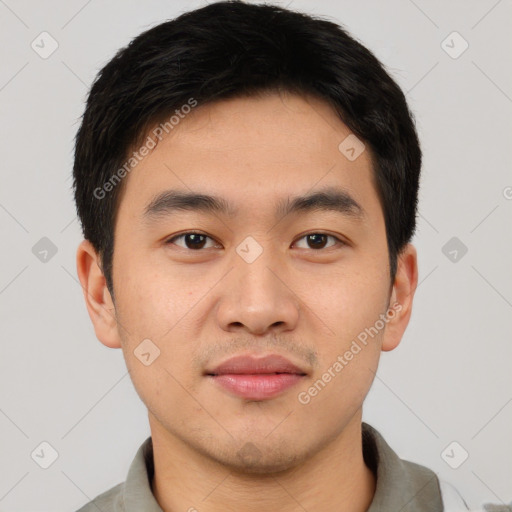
164, 231, 346, 251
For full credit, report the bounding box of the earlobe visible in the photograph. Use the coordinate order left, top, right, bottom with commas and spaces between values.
381, 243, 418, 352
76, 239, 122, 349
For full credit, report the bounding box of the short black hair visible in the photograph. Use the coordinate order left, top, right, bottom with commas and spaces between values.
73, 0, 421, 299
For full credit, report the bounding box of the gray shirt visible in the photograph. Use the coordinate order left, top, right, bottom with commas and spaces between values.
75, 422, 444, 511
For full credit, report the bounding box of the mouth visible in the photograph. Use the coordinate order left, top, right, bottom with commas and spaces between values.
205, 354, 308, 401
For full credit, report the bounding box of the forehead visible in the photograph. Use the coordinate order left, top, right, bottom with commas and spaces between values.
116, 92, 380, 224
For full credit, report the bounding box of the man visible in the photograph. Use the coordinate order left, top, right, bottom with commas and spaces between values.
72, 1, 494, 510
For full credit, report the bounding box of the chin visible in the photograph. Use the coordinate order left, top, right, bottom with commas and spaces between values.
212, 443, 306, 476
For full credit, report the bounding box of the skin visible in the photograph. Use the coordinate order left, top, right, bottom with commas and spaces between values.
77, 91, 418, 512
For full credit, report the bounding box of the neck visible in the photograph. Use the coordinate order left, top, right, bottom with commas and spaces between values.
150, 413, 376, 512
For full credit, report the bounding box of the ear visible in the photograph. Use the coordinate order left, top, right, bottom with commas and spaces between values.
381, 243, 418, 352
76, 239, 122, 349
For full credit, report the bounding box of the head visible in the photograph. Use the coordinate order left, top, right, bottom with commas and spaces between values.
74, 1, 419, 473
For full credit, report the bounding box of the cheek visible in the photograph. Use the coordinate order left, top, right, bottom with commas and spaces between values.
114, 255, 191, 340
113, 255, 202, 375
297, 323, 382, 423
314, 266, 389, 342
294, 347, 379, 438
118, 317, 200, 422
305, 262, 388, 403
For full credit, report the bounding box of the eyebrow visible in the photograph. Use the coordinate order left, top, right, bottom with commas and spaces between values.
142, 186, 366, 223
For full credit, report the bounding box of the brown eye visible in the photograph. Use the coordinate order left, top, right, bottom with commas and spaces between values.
294, 233, 343, 250
166, 232, 217, 250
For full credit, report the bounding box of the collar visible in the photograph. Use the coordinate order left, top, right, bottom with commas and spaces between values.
362, 422, 443, 511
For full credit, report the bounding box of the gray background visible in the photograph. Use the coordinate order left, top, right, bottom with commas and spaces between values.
0, 0, 511, 510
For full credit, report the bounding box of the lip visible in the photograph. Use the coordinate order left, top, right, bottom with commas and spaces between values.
206, 354, 307, 400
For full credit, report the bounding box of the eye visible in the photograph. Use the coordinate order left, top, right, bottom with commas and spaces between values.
165, 231, 345, 251
293, 233, 344, 250
165, 232, 219, 250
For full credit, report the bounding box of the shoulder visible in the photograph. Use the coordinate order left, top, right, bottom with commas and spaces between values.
74, 481, 125, 512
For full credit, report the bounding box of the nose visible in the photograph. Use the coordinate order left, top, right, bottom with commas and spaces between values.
216, 246, 300, 336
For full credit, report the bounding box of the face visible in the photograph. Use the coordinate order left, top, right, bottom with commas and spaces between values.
79, 91, 416, 473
